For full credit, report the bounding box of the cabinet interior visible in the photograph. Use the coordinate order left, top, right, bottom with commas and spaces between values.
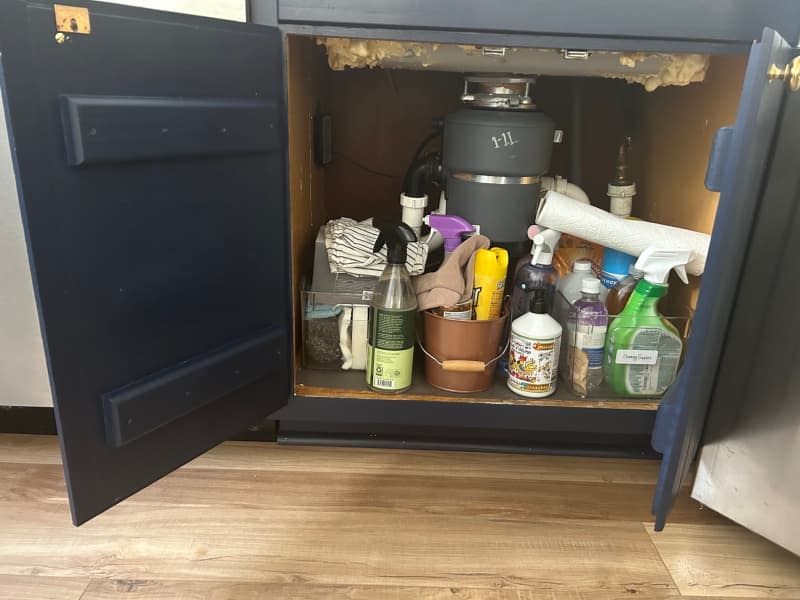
285, 34, 747, 408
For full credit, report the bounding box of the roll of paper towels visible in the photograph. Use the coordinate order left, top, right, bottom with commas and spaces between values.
536, 191, 710, 276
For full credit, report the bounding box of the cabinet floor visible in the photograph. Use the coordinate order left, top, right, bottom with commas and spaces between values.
0, 434, 798, 600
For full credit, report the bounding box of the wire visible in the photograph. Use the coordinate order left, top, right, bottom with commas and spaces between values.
333, 152, 403, 179
412, 129, 442, 161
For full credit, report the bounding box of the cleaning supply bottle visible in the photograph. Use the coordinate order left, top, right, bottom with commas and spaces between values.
565, 277, 608, 396
603, 247, 690, 397
473, 247, 509, 320
507, 288, 562, 398
510, 228, 561, 319
600, 139, 637, 300
366, 219, 418, 393
553, 258, 593, 328
557, 258, 595, 305
425, 214, 474, 259
605, 264, 645, 314
424, 214, 476, 319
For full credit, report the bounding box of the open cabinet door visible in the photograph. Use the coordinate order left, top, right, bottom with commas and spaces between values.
650, 28, 795, 530
0, 0, 291, 524
690, 63, 800, 555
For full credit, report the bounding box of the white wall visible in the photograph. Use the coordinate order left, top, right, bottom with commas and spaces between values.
99, 0, 247, 22
0, 92, 53, 407
0, 0, 249, 408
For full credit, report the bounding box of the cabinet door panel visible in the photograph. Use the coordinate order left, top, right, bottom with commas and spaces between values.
691, 77, 800, 557
0, 0, 290, 524
650, 28, 793, 530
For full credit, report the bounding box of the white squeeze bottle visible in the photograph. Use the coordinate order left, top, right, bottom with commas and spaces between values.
508, 288, 563, 398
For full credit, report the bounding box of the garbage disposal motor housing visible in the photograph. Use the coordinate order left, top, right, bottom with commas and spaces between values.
443, 76, 556, 255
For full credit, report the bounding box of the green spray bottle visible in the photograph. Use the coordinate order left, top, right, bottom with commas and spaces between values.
603, 247, 690, 396
366, 219, 418, 393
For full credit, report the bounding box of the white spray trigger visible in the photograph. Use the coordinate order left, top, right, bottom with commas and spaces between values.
635, 247, 691, 285
674, 265, 689, 285
530, 229, 561, 266
531, 238, 543, 265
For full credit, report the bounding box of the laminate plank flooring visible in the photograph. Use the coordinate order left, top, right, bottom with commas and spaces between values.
0, 434, 796, 600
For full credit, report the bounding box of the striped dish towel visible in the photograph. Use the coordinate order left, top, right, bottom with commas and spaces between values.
325, 217, 428, 277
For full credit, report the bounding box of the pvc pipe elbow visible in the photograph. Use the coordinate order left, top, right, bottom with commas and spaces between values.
541, 176, 590, 205
565, 182, 590, 205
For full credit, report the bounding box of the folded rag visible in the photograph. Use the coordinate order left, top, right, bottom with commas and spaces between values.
325, 217, 428, 277
414, 235, 490, 311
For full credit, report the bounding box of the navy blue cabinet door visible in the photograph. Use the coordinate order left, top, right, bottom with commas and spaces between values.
0, 1, 291, 524
651, 28, 795, 530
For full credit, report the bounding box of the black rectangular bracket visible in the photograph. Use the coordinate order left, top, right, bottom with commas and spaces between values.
102, 328, 284, 448
59, 94, 279, 165
705, 126, 735, 192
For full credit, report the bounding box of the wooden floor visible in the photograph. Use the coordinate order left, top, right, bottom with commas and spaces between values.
0, 434, 798, 599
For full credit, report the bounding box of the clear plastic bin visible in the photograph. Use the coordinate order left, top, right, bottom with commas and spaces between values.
553, 290, 692, 399
302, 291, 370, 371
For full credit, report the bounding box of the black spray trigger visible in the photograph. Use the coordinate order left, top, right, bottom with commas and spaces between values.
372, 218, 417, 265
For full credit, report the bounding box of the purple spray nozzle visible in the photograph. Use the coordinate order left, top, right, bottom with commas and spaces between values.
425, 214, 474, 253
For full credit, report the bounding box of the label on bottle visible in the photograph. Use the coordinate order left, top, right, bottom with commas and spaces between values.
615, 349, 658, 365
431, 299, 473, 321
622, 328, 681, 396
507, 330, 561, 395
565, 320, 606, 396
366, 307, 415, 391
473, 276, 505, 320
600, 270, 625, 290
574, 325, 607, 369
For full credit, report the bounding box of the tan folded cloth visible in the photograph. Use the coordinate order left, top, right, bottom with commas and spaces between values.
414, 235, 490, 311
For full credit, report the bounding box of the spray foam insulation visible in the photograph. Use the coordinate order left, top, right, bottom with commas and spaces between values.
317, 38, 709, 91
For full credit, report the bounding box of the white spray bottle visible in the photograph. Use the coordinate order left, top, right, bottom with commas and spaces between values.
603, 247, 690, 396
510, 228, 562, 319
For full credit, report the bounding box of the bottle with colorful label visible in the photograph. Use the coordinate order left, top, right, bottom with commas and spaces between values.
507, 288, 562, 398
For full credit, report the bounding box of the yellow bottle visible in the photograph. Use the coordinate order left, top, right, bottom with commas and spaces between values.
473, 247, 509, 320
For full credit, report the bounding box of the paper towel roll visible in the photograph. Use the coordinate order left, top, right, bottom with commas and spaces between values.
536, 191, 710, 276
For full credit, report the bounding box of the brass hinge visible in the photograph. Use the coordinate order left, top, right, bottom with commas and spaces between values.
54, 4, 91, 35
767, 56, 800, 91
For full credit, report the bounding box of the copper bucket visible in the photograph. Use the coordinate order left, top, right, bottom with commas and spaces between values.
420, 309, 508, 393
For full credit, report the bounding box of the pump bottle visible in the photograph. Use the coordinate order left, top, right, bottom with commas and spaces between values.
507, 288, 562, 398
603, 247, 690, 397
366, 220, 418, 393
510, 228, 561, 319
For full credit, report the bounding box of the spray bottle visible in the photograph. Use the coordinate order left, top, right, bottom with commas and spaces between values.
366, 219, 418, 393
510, 228, 561, 319
424, 214, 474, 259
603, 247, 690, 397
